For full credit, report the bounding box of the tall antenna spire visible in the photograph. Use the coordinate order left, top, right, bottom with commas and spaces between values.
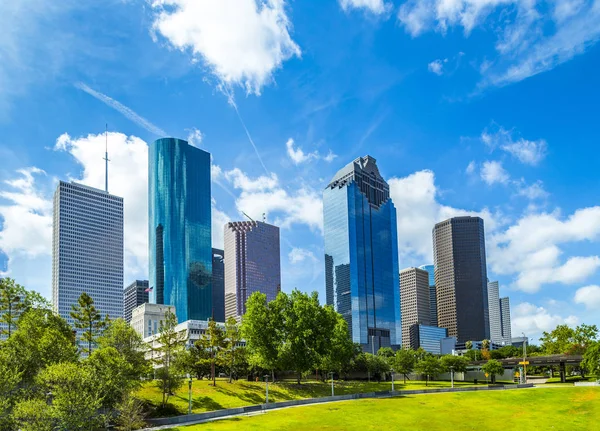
103, 124, 110, 193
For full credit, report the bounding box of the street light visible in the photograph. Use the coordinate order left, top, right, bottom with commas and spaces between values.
391, 368, 395, 392
329, 372, 335, 397
450, 366, 454, 389
187, 373, 192, 415
264, 374, 270, 404
522, 332, 528, 384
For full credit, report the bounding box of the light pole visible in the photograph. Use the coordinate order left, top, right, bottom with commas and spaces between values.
450, 366, 454, 389
187, 374, 192, 415
522, 332, 528, 384
391, 368, 395, 392
329, 372, 335, 397
264, 374, 270, 404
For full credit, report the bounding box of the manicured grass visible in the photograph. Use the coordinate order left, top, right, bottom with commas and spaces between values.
546, 375, 595, 384
137, 378, 494, 417
164, 387, 600, 431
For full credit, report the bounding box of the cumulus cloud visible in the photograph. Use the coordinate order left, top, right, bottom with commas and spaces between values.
289, 247, 318, 264
151, 0, 301, 95
574, 285, 600, 310
428, 59, 445, 75
512, 301, 578, 342
397, 0, 600, 87
517, 180, 549, 200
339, 0, 391, 14
286, 138, 319, 164
482, 125, 548, 166
481, 160, 510, 185
186, 128, 204, 147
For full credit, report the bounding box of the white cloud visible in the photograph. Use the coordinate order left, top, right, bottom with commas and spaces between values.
74, 83, 167, 136
339, 0, 391, 14
288, 247, 318, 264
512, 301, 578, 342
151, 0, 301, 95
225, 168, 279, 192
517, 180, 549, 200
465, 160, 476, 174
388, 170, 500, 265
428, 59, 444, 75
481, 126, 547, 165
397, 0, 600, 87
186, 128, 203, 147
211, 201, 231, 250
488, 207, 600, 292
286, 138, 319, 165
574, 285, 600, 310
481, 160, 510, 185
324, 150, 338, 163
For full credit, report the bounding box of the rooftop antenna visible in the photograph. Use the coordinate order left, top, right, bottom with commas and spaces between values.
241, 211, 255, 223
103, 123, 110, 193
262, 212, 266, 223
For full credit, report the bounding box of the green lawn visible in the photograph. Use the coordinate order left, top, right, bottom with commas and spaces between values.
137, 378, 494, 417
164, 387, 600, 431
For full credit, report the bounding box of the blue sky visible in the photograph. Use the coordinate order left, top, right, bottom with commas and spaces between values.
2, 0, 600, 342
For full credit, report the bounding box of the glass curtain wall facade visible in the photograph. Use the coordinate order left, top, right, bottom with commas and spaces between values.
409, 324, 448, 355
149, 138, 212, 323
500, 297, 512, 345
487, 281, 503, 344
123, 280, 149, 323
418, 264, 438, 327
212, 249, 225, 322
324, 155, 401, 351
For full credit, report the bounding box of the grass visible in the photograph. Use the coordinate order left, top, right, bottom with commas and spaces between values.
136, 378, 496, 417
546, 375, 595, 384
163, 387, 600, 431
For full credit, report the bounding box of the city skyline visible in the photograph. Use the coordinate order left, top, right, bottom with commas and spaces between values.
2, 1, 600, 343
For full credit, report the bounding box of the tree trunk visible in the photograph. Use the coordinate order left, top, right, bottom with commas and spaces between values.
297, 372, 301, 385
211, 347, 216, 386
403, 374, 406, 384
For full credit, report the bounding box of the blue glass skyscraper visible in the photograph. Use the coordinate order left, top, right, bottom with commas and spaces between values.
324, 156, 401, 351
149, 138, 212, 323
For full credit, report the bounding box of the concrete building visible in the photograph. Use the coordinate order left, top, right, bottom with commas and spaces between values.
52, 181, 124, 332
409, 324, 448, 355
400, 267, 431, 348
433, 216, 490, 343
418, 264, 437, 327
130, 302, 175, 339
487, 281, 503, 344
149, 137, 212, 323
124, 280, 149, 323
500, 297, 512, 345
212, 249, 225, 322
224, 221, 281, 320
323, 156, 401, 352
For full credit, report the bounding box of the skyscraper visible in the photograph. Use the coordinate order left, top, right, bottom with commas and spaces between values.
500, 297, 512, 345
224, 221, 281, 320
400, 267, 431, 348
433, 216, 490, 343
124, 280, 149, 323
212, 248, 225, 322
52, 181, 124, 327
149, 138, 212, 323
418, 264, 438, 327
487, 280, 503, 344
323, 155, 401, 351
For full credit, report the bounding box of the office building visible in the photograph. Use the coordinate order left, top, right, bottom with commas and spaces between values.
224, 221, 281, 320
511, 336, 527, 348
418, 264, 438, 327
433, 216, 490, 343
487, 281, 503, 344
409, 324, 448, 355
130, 302, 175, 339
52, 181, 123, 330
323, 155, 401, 352
400, 267, 431, 348
441, 336, 457, 355
212, 249, 225, 322
149, 138, 212, 323
124, 280, 149, 323
500, 297, 512, 345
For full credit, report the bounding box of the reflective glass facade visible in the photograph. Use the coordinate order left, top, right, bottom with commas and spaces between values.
212, 249, 225, 322
149, 138, 212, 323
324, 156, 401, 351
409, 324, 448, 355
418, 264, 438, 327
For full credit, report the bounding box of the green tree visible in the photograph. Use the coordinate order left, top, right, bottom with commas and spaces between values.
37, 362, 105, 431
70, 292, 108, 354
582, 341, 600, 377
151, 310, 186, 407
393, 349, 416, 384
196, 318, 226, 386
440, 354, 469, 374
415, 356, 442, 386
465, 340, 473, 350
481, 339, 490, 350
0, 278, 50, 338
86, 346, 137, 410
365, 353, 390, 382
539, 323, 598, 355
223, 317, 242, 383
482, 359, 505, 383
242, 292, 283, 380
97, 318, 149, 380
114, 393, 146, 431
377, 347, 395, 358
0, 349, 22, 431
12, 399, 54, 431
319, 310, 355, 379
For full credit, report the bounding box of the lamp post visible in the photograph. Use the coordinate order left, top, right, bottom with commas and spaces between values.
450, 366, 454, 389
187, 374, 192, 414
264, 374, 270, 404
329, 372, 335, 397
522, 332, 528, 384
391, 368, 395, 392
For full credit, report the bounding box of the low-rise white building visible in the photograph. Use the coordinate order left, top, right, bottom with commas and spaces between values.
130, 303, 175, 339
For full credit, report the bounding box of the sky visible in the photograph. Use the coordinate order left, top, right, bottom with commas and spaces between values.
1, 0, 600, 343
